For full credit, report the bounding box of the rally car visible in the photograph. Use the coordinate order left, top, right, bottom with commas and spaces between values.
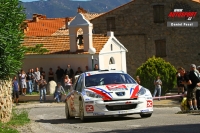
65, 70, 153, 121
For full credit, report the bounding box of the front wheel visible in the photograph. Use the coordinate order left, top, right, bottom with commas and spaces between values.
79, 101, 87, 122
140, 113, 152, 118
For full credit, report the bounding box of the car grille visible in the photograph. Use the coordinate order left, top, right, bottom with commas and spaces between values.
106, 104, 137, 111
103, 98, 137, 102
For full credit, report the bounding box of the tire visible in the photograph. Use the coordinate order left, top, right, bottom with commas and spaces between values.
140, 113, 152, 118
79, 101, 87, 122
65, 102, 74, 119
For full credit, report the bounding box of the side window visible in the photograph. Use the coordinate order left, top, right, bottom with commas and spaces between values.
75, 76, 83, 92
153, 5, 165, 23
155, 39, 166, 57
106, 17, 116, 31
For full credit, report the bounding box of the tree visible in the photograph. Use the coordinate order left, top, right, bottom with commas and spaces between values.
136, 56, 177, 95
0, 0, 26, 123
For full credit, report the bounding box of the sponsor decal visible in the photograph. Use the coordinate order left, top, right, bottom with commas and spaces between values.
85, 105, 94, 112
106, 84, 128, 91
93, 112, 105, 116
145, 97, 153, 100
167, 2, 198, 27
88, 87, 112, 100
141, 109, 149, 112
147, 100, 153, 107
85, 98, 90, 100
118, 110, 128, 114
130, 85, 139, 99
125, 101, 131, 104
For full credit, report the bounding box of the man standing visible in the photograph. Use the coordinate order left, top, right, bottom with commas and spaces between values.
56, 66, 65, 85
34, 67, 40, 92
38, 75, 47, 103
65, 64, 74, 79
178, 65, 199, 110
196, 66, 200, 109
12, 76, 20, 106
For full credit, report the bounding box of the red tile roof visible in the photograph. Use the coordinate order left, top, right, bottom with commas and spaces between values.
24, 18, 67, 37
23, 34, 109, 55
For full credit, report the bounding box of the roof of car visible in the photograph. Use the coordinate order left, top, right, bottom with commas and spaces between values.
84, 70, 125, 76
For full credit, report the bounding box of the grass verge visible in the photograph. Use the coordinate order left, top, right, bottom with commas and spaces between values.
0, 109, 30, 133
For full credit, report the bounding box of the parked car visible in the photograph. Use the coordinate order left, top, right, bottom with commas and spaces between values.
65, 70, 153, 121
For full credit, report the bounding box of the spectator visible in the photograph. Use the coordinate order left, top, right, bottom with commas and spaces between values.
12, 76, 20, 106
180, 92, 189, 111
94, 64, 99, 71
40, 67, 46, 79
34, 67, 40, 92
56, 66, 64, 83
75, 67, 83, 75
85, 65, 89, 72
136, 76, 141, 85
196, 66, 200, 109
54, 82, 66, 103
26, 69, 33, 95
30, 69, 35, 92
153, 75, 162, 101
64, 64, 74, 79
176, 72, 185, 95
48, 67, 55, 82
19, 70, 27, 95
64, 75, 72, 93
38, 75, 47, 103
178, 65, 199, 110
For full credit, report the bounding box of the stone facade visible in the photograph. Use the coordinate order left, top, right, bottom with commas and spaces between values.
0, 79, 12, 123
91, 0, 200, 77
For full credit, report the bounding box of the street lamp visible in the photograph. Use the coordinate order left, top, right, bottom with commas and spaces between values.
88, 47, 96, 71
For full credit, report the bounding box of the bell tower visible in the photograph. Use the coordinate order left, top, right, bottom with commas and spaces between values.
68, 13, 94, 52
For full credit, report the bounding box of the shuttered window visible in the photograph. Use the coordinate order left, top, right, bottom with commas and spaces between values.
106, 17, 116, 31
153, 5, 165, 23
155, 39, 166, 57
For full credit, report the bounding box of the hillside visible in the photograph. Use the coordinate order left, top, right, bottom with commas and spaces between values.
22, 0, 132, 19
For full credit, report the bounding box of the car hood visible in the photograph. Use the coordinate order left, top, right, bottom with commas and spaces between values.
85, 84, 143, 100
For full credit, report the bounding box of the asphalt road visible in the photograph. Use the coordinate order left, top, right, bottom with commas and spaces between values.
16, 103, 200, 133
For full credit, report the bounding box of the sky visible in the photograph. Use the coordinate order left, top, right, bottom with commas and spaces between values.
21, 0, 91, 2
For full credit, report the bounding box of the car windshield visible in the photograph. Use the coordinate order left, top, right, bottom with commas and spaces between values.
85, 73, 137, 87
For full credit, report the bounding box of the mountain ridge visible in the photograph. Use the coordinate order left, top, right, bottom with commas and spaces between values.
22, 0, 132, 19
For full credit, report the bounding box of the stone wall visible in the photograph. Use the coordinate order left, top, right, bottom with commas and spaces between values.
0, 79, 12, 123
91, 0, 200, 77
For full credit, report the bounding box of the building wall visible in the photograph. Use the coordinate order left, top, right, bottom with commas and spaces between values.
91, 0, 200, 77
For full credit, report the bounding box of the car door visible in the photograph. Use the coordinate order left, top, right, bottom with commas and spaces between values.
73, 75, 83, 116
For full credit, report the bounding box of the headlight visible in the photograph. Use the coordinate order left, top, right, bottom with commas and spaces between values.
85, 90, 103, 98
137, 87, 146, 96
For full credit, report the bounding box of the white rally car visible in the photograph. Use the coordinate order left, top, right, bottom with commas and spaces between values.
65, 70, 153, 121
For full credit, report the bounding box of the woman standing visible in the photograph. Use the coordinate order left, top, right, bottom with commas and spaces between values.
64, 75, 72, 93
19, 70, 27, 95
48, 68, 54, 82
153, 75, 162, 101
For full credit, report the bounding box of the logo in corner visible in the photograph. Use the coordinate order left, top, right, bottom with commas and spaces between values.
168, 2, 197, 21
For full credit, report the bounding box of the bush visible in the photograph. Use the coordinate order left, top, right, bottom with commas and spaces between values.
136, 56, 177, 95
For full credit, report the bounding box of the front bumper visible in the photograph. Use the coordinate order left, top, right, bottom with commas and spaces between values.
83, 98, 153, 117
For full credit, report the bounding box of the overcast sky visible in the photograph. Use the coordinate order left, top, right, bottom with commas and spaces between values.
21, 0, 91, 2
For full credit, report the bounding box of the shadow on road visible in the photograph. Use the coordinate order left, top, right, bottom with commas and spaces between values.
35, 116, 141, 124
89, 124, 200, 133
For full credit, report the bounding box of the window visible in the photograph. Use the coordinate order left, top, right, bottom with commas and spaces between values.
109, 57, 115, 64
106, 17, 116, 31
75, 76, 83, 92
155, 39, 166, 57
153, 5, 165, 23
111, 44, 113, 51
